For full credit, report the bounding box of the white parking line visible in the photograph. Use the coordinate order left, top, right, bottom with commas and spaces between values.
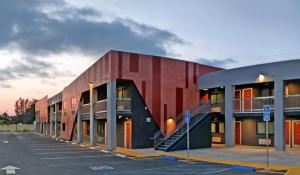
35, 151, 99, 155
41, 155, 114, 160
32, 147, 85, 151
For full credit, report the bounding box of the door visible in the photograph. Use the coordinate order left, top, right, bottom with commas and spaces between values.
293, 120, 300, 147
234, 90, 241, 112
235, 121, 242, 145
242, 88, 253, 112
124, 122, 132, 149
285, 121, 291, 147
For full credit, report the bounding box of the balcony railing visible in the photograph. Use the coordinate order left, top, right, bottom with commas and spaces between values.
285, 94, 300, 111
80, 98, 131, 115
116, 98, 131, 112
233, 96, 274, 113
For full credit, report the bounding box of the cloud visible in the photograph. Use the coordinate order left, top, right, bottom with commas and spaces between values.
196, 57, 237, 68
0, 0, 184, 56
0, 57, 74, 88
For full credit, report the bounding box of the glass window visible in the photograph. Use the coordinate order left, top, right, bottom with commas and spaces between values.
219, 122, 225, 133
257, 122, 274, 134
71, 98, 76, 108
210, 93, 224, 104
63, 100, 67, 110
117, 87, 130, 98
211, 123, 216, 133
211, 94, 217, 104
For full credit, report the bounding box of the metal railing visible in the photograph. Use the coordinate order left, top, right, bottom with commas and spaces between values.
116, 98, 131, 112
153, 101, 211, 149
285, 94, 300, 111
95, 99, 107, 113
80, 98, 131, 115
233, 96, 274, 113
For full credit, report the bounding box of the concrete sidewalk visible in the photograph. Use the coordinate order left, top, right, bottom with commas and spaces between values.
133, 146, 300, 166
113, 146, 300, 175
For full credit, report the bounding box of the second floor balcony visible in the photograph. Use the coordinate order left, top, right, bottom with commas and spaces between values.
81, 98, 131, 115
233, 96, 274, 113
233, 94, 300, 113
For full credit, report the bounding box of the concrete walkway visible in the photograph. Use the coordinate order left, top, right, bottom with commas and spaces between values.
134, 146, 300, 166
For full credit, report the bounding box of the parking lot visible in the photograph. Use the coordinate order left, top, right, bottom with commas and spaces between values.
0, 132, 286, 175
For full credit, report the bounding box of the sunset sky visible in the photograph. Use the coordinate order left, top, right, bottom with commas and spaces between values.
1, 0, 300, 114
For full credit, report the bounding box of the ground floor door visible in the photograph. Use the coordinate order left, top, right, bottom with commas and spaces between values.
124, 122, 132, 149
235, 121, 241, 145
293, 120, 300, 147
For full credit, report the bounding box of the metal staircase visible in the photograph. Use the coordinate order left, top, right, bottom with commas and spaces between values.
154, 102, 211, 151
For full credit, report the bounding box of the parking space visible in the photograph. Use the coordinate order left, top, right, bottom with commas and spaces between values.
0, 132, 286, 175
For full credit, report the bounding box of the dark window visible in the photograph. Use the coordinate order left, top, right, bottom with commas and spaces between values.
257, 121, 274, 134
129, 54, 139, 72
62, 123, 66, 131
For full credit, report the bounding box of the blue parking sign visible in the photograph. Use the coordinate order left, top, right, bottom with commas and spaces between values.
185, 111, 190, 122
263, 105, 270, 121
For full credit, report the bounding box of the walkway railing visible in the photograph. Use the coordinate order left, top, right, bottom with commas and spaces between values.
153, 101, 211, 149
233, 96, 274, 113
285, 94, 300, 111
80, 98, 131, 115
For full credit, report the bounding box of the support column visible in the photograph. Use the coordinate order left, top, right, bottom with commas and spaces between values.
225, 84, 235, 147
50, 116, 53, 137
89, 83, 96, 146
54, 103, 58, 138
274, 79, 285, 150
107, 80, 117, 151
77, 104, 83, 144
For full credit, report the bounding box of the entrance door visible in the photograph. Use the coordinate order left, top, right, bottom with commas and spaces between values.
234, 90, 241, 112
285, 121, 291, 147
242, 88, 253, 112
235, 121, 242, 145
124, 122, 132, 149
293, 120, 300, 147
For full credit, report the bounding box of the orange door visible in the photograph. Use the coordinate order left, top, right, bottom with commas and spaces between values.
124, 122, 132, 149
234, 90, 241, 112
285, 121, 290, 146
293, 121, 300, 146
243, 89, 252, 112
235, 121, 241, 145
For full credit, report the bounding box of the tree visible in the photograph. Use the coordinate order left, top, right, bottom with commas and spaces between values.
14, 98, 37, 124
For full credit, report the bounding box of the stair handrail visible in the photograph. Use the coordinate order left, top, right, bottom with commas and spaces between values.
164, 111, 211, 151
154, 101, 211, 149
162, 102, 211, 141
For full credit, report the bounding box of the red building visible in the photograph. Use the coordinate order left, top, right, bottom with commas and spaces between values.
35, 50, 220, 150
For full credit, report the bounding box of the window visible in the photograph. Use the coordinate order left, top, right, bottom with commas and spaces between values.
71, 97, 76, 108
210, 93, 224, 104
211, 122, 224, 133
62, 123, 66, 131
219, 123, 225, 133
211, 123, 216, 133
63, 100, 67, 110
98, 122, 105, 136
117, 87, 130, 98
257, 122, 274, 134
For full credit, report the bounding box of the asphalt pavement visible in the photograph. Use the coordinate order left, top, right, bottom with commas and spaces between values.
0, 132, 286, 175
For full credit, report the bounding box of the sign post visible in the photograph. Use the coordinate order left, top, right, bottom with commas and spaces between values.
263, 105, 271, 170
185, 111, 191, 160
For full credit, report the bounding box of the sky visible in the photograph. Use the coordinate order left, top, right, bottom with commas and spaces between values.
0, 0, 300, 114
